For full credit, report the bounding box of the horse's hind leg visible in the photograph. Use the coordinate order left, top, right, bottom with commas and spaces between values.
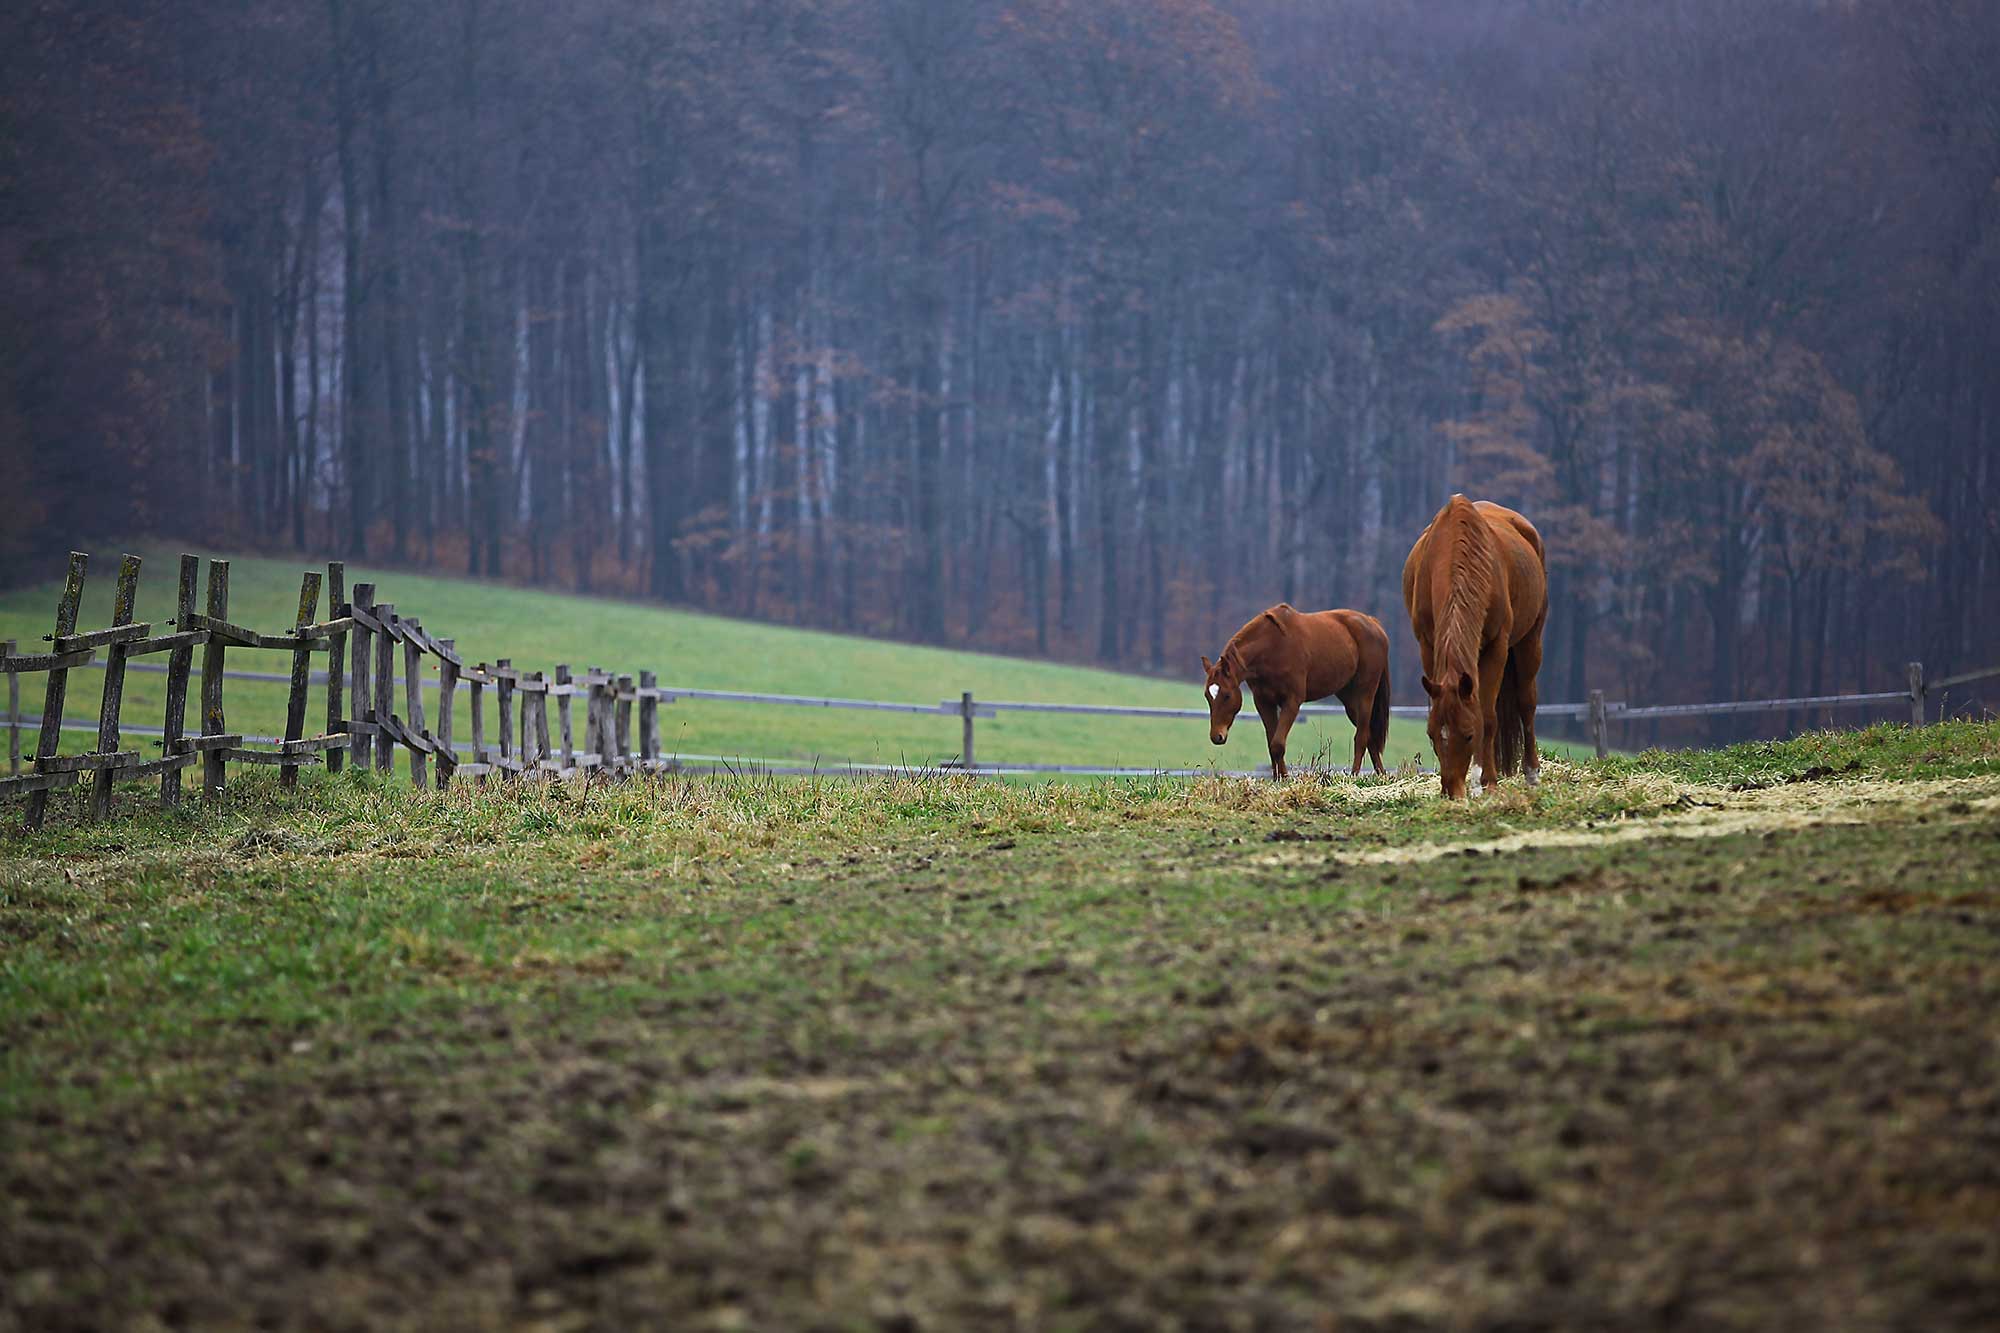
1342, 690, 1369, 776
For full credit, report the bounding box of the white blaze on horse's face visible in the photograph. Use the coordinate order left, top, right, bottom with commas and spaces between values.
1204, 674, 1241, 745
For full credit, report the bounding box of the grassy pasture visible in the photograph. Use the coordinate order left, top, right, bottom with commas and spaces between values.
3, 721, 1998, 1328
0, 544, 1587, 773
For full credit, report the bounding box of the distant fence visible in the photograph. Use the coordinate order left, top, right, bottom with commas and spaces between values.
6, 549, 1999, 828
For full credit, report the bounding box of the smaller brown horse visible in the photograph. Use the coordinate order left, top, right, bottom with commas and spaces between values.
1202, 604, 1391, 779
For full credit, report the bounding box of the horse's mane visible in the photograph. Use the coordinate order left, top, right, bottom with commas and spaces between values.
1436, 498, 1490, 672
1219, 605, 1289, 674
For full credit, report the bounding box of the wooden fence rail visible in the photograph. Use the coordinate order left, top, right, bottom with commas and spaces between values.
6, 548, 2000, 826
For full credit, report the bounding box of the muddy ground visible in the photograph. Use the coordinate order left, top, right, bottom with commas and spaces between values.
4, 748, 1999, 1330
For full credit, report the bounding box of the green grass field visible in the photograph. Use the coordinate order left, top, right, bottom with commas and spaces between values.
0, 543, 1583, 774
3, 721, 1998, 1327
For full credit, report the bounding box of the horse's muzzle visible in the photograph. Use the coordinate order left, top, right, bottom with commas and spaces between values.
1210, 732, 1226, 746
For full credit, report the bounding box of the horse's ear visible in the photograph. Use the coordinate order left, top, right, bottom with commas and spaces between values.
1421, 675, 1440, 699
1200, 654, 1213, 677
1456, 671, 1474, 701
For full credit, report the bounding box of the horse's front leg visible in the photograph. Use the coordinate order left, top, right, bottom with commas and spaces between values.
1253, 693, 1282, 779
1512, 625, 1545, 786
1267, 698, 1302, 781
1476, 643, 1507, 792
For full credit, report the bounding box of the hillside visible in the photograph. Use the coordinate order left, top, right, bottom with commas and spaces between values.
0, 544, 1548, 774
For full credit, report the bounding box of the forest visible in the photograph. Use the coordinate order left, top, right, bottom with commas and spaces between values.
3, 0, 1995, 722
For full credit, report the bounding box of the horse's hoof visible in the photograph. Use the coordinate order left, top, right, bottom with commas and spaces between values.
1524, 765, 1540, 787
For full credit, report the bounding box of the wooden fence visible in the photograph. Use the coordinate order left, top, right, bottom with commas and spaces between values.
5, 549, 2000, 827
1, 552, 677, 830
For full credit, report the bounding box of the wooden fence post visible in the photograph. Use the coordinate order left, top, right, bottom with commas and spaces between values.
90, 554, 143, 820
372, 603, 395, 777
555, 664, 574, 772
436, 638, 457, 790
348, 583, 374, 770
24, 553, 90, 827
161, 555, 198, 808
470, 662, 489, 781
961, 691, 976, 774
496, 658, 514, 776
530, 673, 552, 775
402, 617, 429, 789
281, 570, 321, 791
615, 674, 633, 771
199, 559, 230, 802
1908, 662, 1925, 727
5, 640, 18, 777
638, 670, 658, 770
1588, 689, 1608, 759
325, 562, 347, 774
25, 553, 88, 830
582, 667, 601, 766
520, 673, 539, 773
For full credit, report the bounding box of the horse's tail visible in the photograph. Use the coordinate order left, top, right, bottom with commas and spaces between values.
1495, 652, 1524, 777
1369, 665, 1391, 761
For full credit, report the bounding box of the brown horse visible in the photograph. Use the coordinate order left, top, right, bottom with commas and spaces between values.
1401, 495, 1548, 799
1201, 604, 1392, 779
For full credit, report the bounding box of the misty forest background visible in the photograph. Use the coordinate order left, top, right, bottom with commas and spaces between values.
4, 0, 1996, 731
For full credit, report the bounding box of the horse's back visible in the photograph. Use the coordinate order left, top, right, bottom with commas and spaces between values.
1473, 501, 1546, 572
1473, 502, 1548, 636
1404, 496, 1547, 659
1330, 608, 1389, 659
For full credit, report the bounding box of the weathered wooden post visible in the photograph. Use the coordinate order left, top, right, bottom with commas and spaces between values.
1588, 689, 1608, 759
90, 554, 143, 820
325, 562, 347, 774
436, 638, 458, 790
530, 673, 552, 774
402, 617, 429, 788
638, 670, 658, 770
555, 664, 574, 773
582, 668, 602, 767
470, 662, 489, 781
496, 658, 515, 776
1908, 662, 1925, 728
615, 674, 633, 772
5, 639, 18, 777
516, 672, 539, 772
161, 555, 199, 808
961, 691, 976, 774
24, 554, 88, 830
348, 583, 375, 770
281, 571, 322, 792
199, 559, 231, 802
372, 603, 396, 776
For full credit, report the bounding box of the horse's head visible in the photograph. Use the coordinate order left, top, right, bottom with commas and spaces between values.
1200, 652, 1244, 746
1422, 670, 1479, 799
